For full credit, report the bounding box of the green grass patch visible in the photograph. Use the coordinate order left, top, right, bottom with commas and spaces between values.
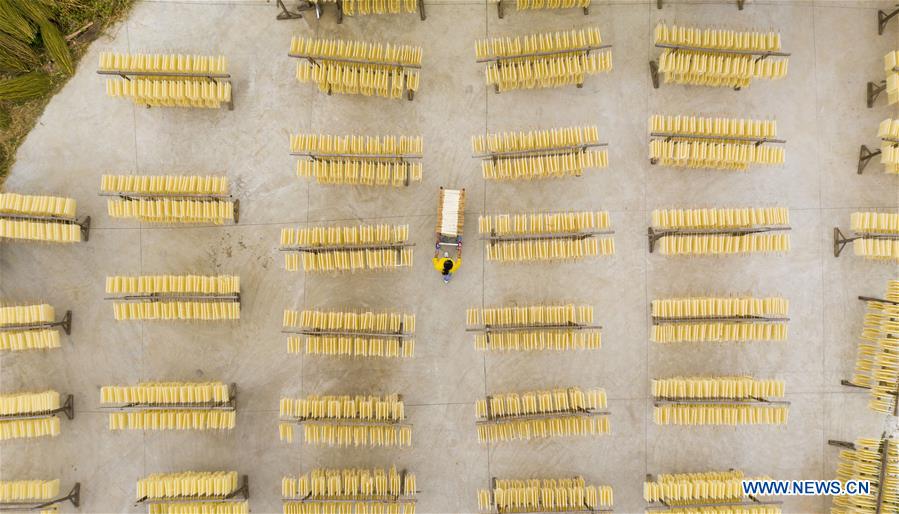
0, 0, 135, 180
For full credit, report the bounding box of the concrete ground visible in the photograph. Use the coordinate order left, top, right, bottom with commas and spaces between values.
0, 0, 897, 512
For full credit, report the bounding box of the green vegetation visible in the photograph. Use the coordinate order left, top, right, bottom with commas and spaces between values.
0, 0, 134, 178
0, 71, 52, 101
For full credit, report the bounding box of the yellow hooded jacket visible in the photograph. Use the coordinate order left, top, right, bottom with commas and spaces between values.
433, 257, 461, 274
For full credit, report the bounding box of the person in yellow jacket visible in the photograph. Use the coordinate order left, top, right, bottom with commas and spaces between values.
433, 255, 461, 283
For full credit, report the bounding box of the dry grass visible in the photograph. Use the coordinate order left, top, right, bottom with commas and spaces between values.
0, 0, 135, 179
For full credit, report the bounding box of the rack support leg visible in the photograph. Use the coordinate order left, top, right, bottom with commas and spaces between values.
67, 483, 81, 508
878, 6, 899, 35
61, 310, 73, 335
235, 475, 249, 500
649, 60, 660, 89
497, 0, 503, 18
62, 394, 75, 420
833, 227, 851, 257
79, 216, 91, 242
867, 80, 887, 108
828, 439, 855, 450
647, 227, 658, 254
276, 0, 304, 19
858, 144, 881, 174
418, 0, 426, 20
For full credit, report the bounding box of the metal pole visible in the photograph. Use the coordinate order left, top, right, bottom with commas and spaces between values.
288, 53, 421, 70
654, 43, 790, 57
472, 143, 608, 160
476, 44, 613, 63
649, 132, 786, 145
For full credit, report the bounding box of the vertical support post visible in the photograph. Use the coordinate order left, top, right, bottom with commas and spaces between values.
489, 477, 498, 508
418, 0, 426, 20
336, 0, 344, 23
872, 439, 890, 514
497, 0, 503, 18
737, 0, 745, 9
656, 0, 662, 8
233, 199, 241, 224
402, 73, 412, 101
